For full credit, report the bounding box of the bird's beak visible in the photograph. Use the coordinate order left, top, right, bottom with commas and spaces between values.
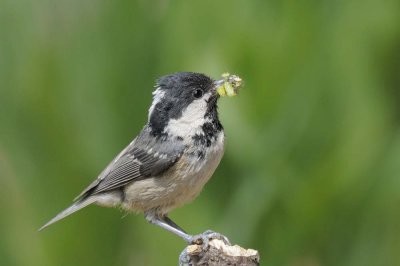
213, 79, 225, 96
214, 79, 225, 88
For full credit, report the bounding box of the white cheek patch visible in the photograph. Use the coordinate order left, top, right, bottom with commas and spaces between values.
148, 88, 166, 120
164, 92, 212, 138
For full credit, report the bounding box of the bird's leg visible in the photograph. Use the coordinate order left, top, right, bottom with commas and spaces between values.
163, 215, 187, 234
145, 212, 230, 246
145, 212, 192, 243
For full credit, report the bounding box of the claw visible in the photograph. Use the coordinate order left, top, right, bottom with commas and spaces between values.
179, 230, 232, 265
188, 230, 231, 250
203, 230, 231, 245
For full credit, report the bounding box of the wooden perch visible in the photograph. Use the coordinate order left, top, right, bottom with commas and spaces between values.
179, 235, 260, 266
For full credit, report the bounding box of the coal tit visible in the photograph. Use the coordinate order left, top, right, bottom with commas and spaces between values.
39, 72, 238, 243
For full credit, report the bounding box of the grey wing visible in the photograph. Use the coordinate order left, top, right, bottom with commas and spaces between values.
76, 137, 183, 200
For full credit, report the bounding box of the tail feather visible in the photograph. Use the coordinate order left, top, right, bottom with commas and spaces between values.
38, 197, 97, 231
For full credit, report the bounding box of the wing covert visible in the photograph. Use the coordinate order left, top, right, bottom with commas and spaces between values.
76, 130, 183, 200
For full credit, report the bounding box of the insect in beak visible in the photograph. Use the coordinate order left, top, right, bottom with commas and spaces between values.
214, 73, 242, 97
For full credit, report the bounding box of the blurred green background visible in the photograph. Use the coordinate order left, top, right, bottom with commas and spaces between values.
1, 0, 400, 265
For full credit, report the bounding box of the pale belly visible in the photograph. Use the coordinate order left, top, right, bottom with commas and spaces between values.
122, 135, 225, 215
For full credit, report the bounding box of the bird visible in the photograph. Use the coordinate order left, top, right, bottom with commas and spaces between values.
39, 72, 237, 243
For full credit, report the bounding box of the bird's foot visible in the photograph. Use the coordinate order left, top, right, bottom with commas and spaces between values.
188, 230, 231, 247
179, 230, 232, 265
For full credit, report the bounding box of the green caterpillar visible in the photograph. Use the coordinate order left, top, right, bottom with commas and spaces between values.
216, 73, 242, 97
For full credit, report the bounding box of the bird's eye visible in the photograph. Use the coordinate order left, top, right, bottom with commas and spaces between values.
193, 89, 204, 98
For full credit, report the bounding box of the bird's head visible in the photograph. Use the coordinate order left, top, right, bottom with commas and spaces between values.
148, 72, 223, 138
